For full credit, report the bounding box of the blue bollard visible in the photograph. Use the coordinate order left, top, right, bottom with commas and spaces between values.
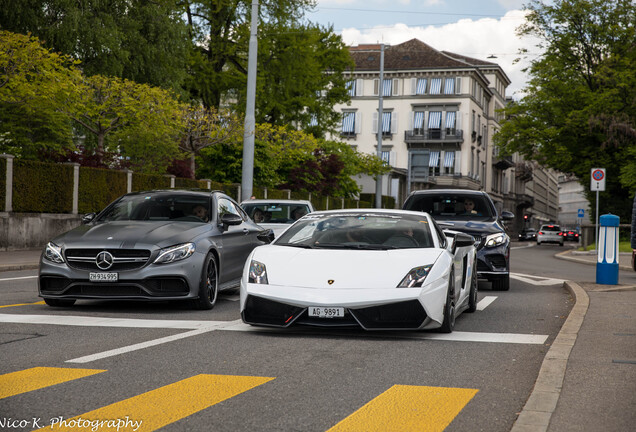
596, 214, 620, 285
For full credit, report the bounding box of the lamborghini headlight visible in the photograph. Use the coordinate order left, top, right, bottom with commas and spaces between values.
397, 265, 433, 288
249, 260, 269, 284
43, 242, 65, 264
154, 243, 195, 264
484, 233, 508, 248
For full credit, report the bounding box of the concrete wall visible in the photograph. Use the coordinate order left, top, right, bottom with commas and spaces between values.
0, 213, 82, 251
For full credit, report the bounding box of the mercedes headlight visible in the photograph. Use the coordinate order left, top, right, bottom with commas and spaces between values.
484, 233, 508, 248
154, 243, 195, 264
43, 242, 65, 264
397, 265, 433, 288
249, 260, 269, 284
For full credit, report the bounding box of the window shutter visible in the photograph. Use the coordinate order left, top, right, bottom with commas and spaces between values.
411, 78, 417, 95
455, 77, 462, 94
372, 112, 378, 133
355, 112, 361, 134
408, 111, 413, 130
356, 79, 363, 96
455, 151, 461, 173
391, 112, 398, 133
392, 78, 399, 96
373, 79, 379, 96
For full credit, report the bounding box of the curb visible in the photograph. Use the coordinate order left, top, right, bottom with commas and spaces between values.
554, 250, 633, 271
0, 264, 39, 272
510, 281, 589, 432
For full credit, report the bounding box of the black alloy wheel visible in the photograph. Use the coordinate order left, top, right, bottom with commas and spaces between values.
492, 274, 510, 291
194, 253, 218, 310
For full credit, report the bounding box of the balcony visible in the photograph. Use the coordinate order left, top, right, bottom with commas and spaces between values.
494, 155, 514, 170
404, 129, 464, 144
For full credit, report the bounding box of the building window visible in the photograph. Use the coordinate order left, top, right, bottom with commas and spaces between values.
373, 112, 395, 135
341, 112, 356, 136
443, 151, 455, 175
445, 112, 456, 135
346, 80, 356, 97
413, 111, 425, 134
443, 78, 455, 94
374, 79, 392, 97
381, 151, 391, 164
430, 78, 442, 94
428, 111, 442, 139
429, 150, 440, 176
308, 114, 318, 127
416, 78, 427, 95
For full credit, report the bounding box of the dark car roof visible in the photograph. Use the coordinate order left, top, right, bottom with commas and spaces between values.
124, 189, 222, 197
407, 189, 489, 198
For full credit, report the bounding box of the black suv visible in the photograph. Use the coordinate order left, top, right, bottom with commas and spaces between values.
403, 189, 514, 290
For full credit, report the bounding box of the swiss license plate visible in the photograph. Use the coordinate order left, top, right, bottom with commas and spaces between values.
89, 272, 118, 282
308, 306, 344, 318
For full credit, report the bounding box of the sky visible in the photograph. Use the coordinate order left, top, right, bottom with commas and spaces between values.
306, 0, 543, 99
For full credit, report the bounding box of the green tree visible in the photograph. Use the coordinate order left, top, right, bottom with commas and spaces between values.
494, 0, 636, 219
0, 31, 80, 158
59, 74, 185, 170
196, 124, 388, 197
0, 0, 190, 96
179, 106, 244, 178
246, 22, 353, 133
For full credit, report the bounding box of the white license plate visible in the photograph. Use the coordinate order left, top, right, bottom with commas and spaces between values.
308, 307, 345, 318
89, 272, 118, 282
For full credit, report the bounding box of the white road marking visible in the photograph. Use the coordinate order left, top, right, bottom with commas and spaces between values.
511, 243, 536, 250
477, 296, 497, 311
0, 313, 227, 329
510, 272, 566, 285
0, 313, 549, 363
67, 320, 243, 364
222, 322, 548, 344
0, 276, 38, 282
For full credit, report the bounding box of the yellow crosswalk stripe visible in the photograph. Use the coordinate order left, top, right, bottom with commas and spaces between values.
0, 301, 45, 308
0, 367, 105, 399
35, 374, 274, 432
327, 385, 478, 432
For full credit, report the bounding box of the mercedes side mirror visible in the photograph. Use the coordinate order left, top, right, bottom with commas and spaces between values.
82, 213, 96, 224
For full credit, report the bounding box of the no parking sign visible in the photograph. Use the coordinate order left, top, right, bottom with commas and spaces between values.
591, 168, 606, 191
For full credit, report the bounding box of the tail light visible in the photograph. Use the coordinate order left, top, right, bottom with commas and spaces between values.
538, 231, 544, 235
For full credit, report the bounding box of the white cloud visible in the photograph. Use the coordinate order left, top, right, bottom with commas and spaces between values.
339, 10, 541, 98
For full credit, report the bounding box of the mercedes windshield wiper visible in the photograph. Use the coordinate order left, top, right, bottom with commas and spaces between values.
278, 243, 314, 249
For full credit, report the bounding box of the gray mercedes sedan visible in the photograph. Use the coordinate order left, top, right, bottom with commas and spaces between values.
38, 190, 273, 309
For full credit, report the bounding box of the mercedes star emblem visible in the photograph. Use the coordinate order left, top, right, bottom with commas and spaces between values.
96, 251, 114, 270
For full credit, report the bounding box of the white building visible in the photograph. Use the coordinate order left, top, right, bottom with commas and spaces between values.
330, 39, 516, 211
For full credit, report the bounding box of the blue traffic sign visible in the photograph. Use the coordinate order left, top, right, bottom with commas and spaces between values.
578, 209, 585, 218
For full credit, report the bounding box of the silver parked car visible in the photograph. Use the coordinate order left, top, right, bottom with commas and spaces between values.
537, 224, 564, 246
240, 199, 315, 237
39, 190, 273, 309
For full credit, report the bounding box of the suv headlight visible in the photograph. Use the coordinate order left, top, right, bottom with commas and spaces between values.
484, 233, 508, 248
154, 243, 195, 264
249, 260, 268, 284
43, 242, 65, 264
397, 265, 433, 288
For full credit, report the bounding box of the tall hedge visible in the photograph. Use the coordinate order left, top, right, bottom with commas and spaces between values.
132, 173, 171, 192
13, 160, 73, 212
268, 189, 289, 200
0, 158, 6, 210
79, 167, 127, 214
175, 177, 202, 189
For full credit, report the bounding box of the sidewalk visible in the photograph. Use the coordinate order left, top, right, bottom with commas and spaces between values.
1, 248, 635, 431
513, 249, 636, 432
0, 248, 42, 272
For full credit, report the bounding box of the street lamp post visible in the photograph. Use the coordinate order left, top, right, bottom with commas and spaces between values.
241, 0, 259, 201
375, 43, 385, 209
